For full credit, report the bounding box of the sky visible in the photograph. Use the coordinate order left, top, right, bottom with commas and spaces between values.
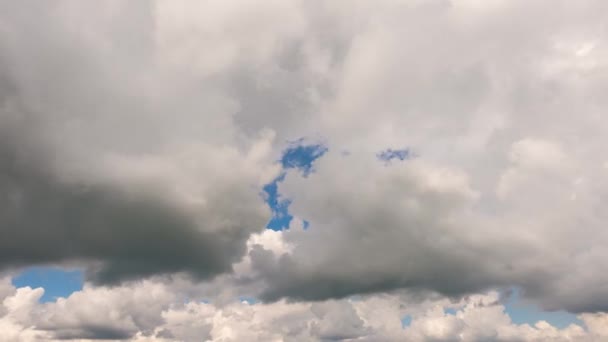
1, 0, 608, 341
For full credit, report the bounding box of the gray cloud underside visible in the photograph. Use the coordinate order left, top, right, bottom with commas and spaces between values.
0, 126, 251, 285
0, 0, 271, 285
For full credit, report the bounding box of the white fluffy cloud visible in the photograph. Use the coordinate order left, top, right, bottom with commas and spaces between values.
1, 276, 608, 341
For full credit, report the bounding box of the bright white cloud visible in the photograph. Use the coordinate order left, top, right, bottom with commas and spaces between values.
1, 279, 608, 341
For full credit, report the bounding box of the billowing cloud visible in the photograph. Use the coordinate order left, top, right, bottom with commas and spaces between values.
1, 277, 608, 341
0, 126, 274, 284
0, 0, 278, 284
238, 0, 608, 314
253, 138, 608, 312
1, 0, 608, 339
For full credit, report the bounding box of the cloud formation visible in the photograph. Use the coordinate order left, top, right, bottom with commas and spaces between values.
1, 0, 608, 340
0, 0, 278, 284
1, 275, 607, 341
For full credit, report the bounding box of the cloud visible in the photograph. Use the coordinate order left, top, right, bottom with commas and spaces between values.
255, 152, 501, 302
1, 278, 607, 341
1, 0, 608, 338
253, 136, 608, 312
230, 0, 608, 314
0, 1, 278, 285
0, 116, 276, 284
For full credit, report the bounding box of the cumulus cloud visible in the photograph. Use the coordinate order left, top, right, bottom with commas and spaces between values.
254, 136, 608, 311
234, 0, 608, 314
0, 113, 276, 284
1, 278, 608, 342
0, 0, 279, 284
255, 153, 499, 302
1, 0, 608, 339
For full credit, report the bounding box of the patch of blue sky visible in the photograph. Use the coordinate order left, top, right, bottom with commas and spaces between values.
12, 267, 83, 303
239, 296, 259, 304
377, 148, 411, 162
264, 140, 327, 231
302, 219, 310, 230
444, 307, 458, 316
401, 315, 413, 328
263, 173, 293, 230
503, 287, 582, 329
280, 140, 328, 176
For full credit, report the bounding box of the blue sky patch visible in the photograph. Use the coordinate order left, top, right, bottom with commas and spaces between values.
401, 315, 413, 328
503, 287, 581, 329
264, 141, 327, 231
239, 296, 259, 304
302, 219, 310, 230
280, 141, 328, 175
12, 267, 83, 303
444, 307, 458, 316
377, 148, 411, 162
263, 174, 294, 231
263, 173, 293, 230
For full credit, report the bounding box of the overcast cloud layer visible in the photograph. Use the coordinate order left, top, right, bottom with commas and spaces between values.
1, 0, 608, 340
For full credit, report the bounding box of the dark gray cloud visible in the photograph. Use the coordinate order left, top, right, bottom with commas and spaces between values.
0, 0, 278, 288
52, 325, 132, 340
0, 120, 259, 285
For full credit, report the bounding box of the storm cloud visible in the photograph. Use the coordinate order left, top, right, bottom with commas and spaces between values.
0, 105, 271, 285
0, 0, 275, 285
